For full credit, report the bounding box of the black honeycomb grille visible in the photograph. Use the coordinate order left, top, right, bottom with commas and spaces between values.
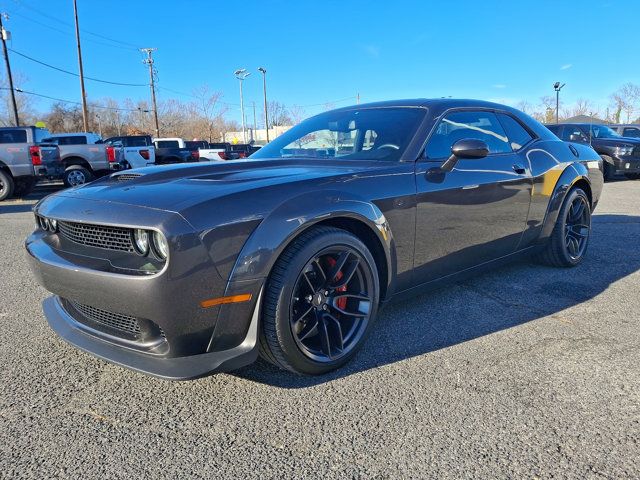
70, 301, 141, 336
58, 221, 134, 252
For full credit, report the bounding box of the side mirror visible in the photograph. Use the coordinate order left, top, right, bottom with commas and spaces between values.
441, 139, 489, 172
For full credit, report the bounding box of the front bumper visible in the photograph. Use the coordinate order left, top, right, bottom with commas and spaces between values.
43, 294, 260, 380
26, 194, 264, 379
612, 155, 640, 173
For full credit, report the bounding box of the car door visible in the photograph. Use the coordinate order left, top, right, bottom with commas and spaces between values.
412, 109, 532, 284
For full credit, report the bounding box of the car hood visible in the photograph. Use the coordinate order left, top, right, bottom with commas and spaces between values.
591, 137, 640, 147
53, 158, 384, 213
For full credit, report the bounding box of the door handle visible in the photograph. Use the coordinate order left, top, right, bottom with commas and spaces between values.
512, 164, 526, 174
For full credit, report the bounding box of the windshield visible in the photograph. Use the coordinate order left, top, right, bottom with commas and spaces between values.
252, 107, 425, 161
586, 125, 621, 138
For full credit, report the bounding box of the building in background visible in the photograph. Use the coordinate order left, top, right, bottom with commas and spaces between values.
222, 125, 292, 145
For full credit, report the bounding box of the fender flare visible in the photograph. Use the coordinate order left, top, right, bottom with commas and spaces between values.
228, 189, 395, 295
539, 162, 591, 242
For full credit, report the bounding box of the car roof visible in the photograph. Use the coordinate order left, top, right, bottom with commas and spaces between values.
332, 98, 515, 112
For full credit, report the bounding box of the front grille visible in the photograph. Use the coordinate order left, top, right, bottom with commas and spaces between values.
70, 300, 141, 337
58, 221, 135, 252
114, 173, 142, 181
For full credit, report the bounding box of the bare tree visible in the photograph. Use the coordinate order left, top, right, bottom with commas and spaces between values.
289, 105, 307, 125
268, 101, 291, 126
190, 84, 227, 142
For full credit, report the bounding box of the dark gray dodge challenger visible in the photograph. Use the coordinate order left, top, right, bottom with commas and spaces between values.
26, 99, 604, 379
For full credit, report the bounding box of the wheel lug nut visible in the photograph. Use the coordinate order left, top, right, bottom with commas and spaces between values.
322, 304, 328, 310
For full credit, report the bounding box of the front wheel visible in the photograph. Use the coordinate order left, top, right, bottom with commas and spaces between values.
537, 187, 591, 267
601, 155, 616, 181
259, 226, 380, 375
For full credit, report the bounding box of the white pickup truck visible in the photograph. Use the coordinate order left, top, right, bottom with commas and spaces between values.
41, 132, 124, 187
104, 135, 156, 169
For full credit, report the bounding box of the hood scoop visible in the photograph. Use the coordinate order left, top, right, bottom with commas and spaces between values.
113, 172, 144, 182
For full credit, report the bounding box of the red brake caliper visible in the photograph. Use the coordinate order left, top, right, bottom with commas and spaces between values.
326, 257, 347, 309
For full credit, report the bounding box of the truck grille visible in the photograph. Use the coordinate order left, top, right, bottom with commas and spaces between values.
58, 221, 135, 252
70, 300, 141, 337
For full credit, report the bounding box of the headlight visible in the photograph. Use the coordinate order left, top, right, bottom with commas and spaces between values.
49, 218, 58, 232
616, 145, 634, 156
152, 231, 169, 260
133, 229, 149, 255
40, 216, 50, 231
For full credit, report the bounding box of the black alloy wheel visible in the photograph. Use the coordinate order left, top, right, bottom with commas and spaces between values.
538, 187, 591, 267
260, 226, 380, 375
290, 246, 374, 362
563, 193, 590, 261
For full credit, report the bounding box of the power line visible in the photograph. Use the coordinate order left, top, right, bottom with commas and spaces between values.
8, 48, 146, 86
12, 0, 140, 49
0, 87, 149, 112
8, 10, 139, 51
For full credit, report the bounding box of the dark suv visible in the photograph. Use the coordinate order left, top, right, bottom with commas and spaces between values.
546, 123, 640, 180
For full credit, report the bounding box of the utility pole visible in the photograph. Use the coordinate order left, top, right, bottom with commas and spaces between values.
0, 13, 19, 126
141, 48, 160, 137
72, 0, 89, 132
356, 93, 360, 104
258, 67, 268, 142
252, 101, 257, 143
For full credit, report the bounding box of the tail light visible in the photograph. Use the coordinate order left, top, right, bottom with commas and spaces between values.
140, 149, 150, 160
218, 151, 227, 160
106, 146, 116, 162
191, 150, 200, 160
29, 146, 42, 165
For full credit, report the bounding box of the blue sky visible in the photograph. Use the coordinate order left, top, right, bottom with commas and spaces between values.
3, 0, 638, 122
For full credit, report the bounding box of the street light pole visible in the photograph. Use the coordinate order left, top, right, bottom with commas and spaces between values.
234, 69, 250, 143
0, 13, 18, 126
252, 101, 257, 142
258, 67, 269, 142
554, 82, 565, 124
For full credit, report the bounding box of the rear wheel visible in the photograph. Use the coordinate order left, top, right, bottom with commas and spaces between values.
537, 187, 591, 267
259, 226, 380, 375
63, 166, 93, 187
0, 170, 14, 201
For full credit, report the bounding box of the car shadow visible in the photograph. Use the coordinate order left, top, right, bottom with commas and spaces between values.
232, 213, 640, 388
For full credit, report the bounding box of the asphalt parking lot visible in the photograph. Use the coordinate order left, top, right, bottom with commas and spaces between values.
0, 181, 638, 479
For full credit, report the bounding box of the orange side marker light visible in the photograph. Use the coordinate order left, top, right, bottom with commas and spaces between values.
200, 293, 252, 309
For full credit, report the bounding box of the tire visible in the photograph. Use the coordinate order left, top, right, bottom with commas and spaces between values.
259, 226, 380, 375
601, 155, 616, 181
0, 169, 14, 201
12, 177, 36, 198
537, 187, 591, 267
624, 173, 640, 180
63, 166, 93, 187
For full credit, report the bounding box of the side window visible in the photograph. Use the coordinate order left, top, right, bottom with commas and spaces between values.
497, 113, 534, 150
0, 129, 27, 143
425, 111, 511, 159
623, 127, 640, 138
561, 126, 585, 141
